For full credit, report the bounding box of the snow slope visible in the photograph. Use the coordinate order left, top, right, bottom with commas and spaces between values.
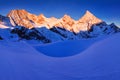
35, 39, 96, 57
0, 33, 120, 80
0, 29, 18, 41
36, 27, 64, 42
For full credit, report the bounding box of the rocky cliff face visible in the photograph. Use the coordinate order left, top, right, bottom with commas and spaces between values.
72, 11, 102, 33
7, 9, 38, 28
7, 9, 103, 33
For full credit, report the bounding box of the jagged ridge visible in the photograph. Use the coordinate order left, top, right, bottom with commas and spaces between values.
7, 9, 103, 33
0, 10, 119, 43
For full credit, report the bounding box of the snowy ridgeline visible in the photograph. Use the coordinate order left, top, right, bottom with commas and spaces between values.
0, 22, 119, 44
0, 10, 120, 43
0, 32, 120, 80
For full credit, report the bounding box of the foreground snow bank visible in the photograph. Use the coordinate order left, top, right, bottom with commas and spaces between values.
35, 39, 95, 57
0, 33, 120, 80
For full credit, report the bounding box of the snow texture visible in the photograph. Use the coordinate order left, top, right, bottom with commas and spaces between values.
0, 33, 120, 80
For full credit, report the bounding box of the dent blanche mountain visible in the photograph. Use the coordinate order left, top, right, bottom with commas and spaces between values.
0, 9, 119, 43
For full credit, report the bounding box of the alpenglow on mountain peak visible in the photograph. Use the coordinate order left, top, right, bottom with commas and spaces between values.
0, 9, 119, 43
7, 9, 103, 33
79, 10, 102, 23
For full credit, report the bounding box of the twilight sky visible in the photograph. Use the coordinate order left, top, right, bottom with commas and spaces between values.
0, 0, 120, 26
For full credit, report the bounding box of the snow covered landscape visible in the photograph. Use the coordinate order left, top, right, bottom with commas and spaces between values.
0, 1, 120, 79
0, 32, 120, 80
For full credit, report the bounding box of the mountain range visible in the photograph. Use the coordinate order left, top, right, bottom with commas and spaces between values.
1, 9, 120, 80
7, 10, 102, 32
0, 9, 119, 43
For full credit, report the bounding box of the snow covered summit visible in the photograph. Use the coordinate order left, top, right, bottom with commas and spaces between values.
7, 10, 103, 33
0, 10, 119, 43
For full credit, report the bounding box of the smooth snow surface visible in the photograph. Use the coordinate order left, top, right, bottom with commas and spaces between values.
35, 39, 95, 57
0, 33, 120, 80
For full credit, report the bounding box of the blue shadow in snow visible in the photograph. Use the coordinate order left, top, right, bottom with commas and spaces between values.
35, 40, 95, 57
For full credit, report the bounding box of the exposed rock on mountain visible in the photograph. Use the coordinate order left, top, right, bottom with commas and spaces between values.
37, 14, 46, 24
78, 10, 102, 26
11, 26, 51, 43
7, 9, 38, 28
54, 14, 75, 31
72, 11, 102, 33
0, 9, 118, 43
50, 27, 77, 40
7, 10, 103, 33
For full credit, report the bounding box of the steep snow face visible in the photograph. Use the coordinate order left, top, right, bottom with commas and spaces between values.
0, 33, 120, 80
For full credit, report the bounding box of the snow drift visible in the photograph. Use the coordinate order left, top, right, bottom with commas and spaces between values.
0, 33, 120, 80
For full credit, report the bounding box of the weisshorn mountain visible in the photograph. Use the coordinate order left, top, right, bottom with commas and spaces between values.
0, 9, 119, 43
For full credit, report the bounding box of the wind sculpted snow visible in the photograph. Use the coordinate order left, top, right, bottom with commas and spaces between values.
34, 35, 108, 57
35, 39, 95, 57
0, 33, 120, 80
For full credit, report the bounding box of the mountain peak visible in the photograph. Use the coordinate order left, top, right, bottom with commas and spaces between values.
62, 14, 75, 22
78, 10, 102, 24
62, 14, 71, 19
38, 14, 46, 19
49, 17, 58, 21
38, 14, 45, 17
7, 9, 37, 28
85, 10, 93, 15
8, 9, 29, 14
7, 9, 104, 32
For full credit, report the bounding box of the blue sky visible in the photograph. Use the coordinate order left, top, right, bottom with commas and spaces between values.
0, 0, 120, 26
